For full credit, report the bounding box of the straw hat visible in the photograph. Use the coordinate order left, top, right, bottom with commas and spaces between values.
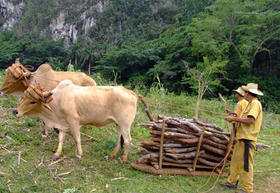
242, 83, 263, 96
234, 87, 245, 97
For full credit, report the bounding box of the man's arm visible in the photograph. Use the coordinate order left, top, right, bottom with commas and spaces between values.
225, 115, 255, 124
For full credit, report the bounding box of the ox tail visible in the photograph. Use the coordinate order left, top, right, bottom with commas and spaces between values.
120, 135, 124, 148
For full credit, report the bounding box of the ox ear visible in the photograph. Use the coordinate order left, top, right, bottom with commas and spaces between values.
43, 91, 53, 98
30, 73, 35, 83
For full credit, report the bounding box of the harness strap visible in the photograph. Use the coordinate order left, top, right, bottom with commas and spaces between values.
239, 139, 254, 172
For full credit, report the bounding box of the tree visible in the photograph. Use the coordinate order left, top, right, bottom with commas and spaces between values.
0, 32, 28, 69
22, 40, 68, 69
183, 57, 227, 118
81, 45, 96, 75
189, 0, 280, 70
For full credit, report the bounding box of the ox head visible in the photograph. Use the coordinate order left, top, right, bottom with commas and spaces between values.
0, 59, 32, 96
13, 83, 53, 118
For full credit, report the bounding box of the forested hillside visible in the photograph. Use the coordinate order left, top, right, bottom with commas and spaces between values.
0, 0, 280, 112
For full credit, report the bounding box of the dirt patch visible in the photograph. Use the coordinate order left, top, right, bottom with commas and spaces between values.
255, 175, 280, 193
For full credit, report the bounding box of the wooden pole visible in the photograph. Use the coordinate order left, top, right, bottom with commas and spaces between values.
219, 93, 230, 131
193, 127, 205, 171
159, 119, 166, 169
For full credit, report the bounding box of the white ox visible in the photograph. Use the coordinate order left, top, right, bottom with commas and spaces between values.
14, 80, 138, 162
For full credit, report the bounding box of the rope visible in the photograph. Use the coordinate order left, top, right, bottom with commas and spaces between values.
143, 97, 227, 119
255, 168, 280, 173
196, 129, 234, 193
145, 97, 226, 115
195, 163, 225, 193
195, 146, 233, 193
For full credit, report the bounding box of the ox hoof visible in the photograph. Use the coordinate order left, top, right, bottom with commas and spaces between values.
109, 154, 116, 160
76, 155, 82, 160
52, 154, 60, 161
117, 158, 129, 164
40, 130, 48, 138
104, 155, 109, 161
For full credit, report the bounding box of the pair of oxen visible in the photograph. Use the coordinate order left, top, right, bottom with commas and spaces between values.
0, 60, 138, 163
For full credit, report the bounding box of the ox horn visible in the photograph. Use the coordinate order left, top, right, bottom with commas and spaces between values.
15, 58, 21, 64
23, 71, 31, 78
42, 104, 53, 112
43, 91, 53, 98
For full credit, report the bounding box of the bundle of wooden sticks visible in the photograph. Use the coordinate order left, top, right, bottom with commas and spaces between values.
136, 115, 233, 169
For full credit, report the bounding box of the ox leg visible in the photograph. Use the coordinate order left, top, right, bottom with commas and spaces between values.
120, 127, 131, 163
109, 130, 122, 159
66, 116, 83, 159
52, 131, 66, 160
70, 127, 83, 159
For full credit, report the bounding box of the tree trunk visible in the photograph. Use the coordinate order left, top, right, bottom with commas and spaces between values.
88, 62, 91, 75
195, 94, 202, 118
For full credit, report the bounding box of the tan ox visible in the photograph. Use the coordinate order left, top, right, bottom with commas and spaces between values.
0, 60, 96, 137
0, 60, 96, 97
14, 80, 138, 162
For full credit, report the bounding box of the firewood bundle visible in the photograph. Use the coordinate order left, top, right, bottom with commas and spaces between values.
136, 115, 234, 170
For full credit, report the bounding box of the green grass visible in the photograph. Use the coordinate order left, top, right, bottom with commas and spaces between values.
0, 80, 279, 193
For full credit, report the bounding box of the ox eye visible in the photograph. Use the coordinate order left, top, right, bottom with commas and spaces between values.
30, 101, 36, 104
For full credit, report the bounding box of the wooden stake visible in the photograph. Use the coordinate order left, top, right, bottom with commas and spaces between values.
0, 171, 7, 176
159, 119, 166, 169
18, 151, 21, 166
48, 157, 64, 166
81, 132, 98, 141
10, 166, 18, 175
57, 171, 71, 177
193, 127, 205, 171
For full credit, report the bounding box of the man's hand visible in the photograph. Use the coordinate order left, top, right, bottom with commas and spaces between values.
225, 109, 238, 116
225, 115, 255, 124
225, 109, 232, 114
225, 115, 236, 122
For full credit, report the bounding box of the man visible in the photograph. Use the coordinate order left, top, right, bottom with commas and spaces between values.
221, 83, 263, 193
226, 86, 248, 118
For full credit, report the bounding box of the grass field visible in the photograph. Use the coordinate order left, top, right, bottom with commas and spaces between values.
0, 76, 279, 193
